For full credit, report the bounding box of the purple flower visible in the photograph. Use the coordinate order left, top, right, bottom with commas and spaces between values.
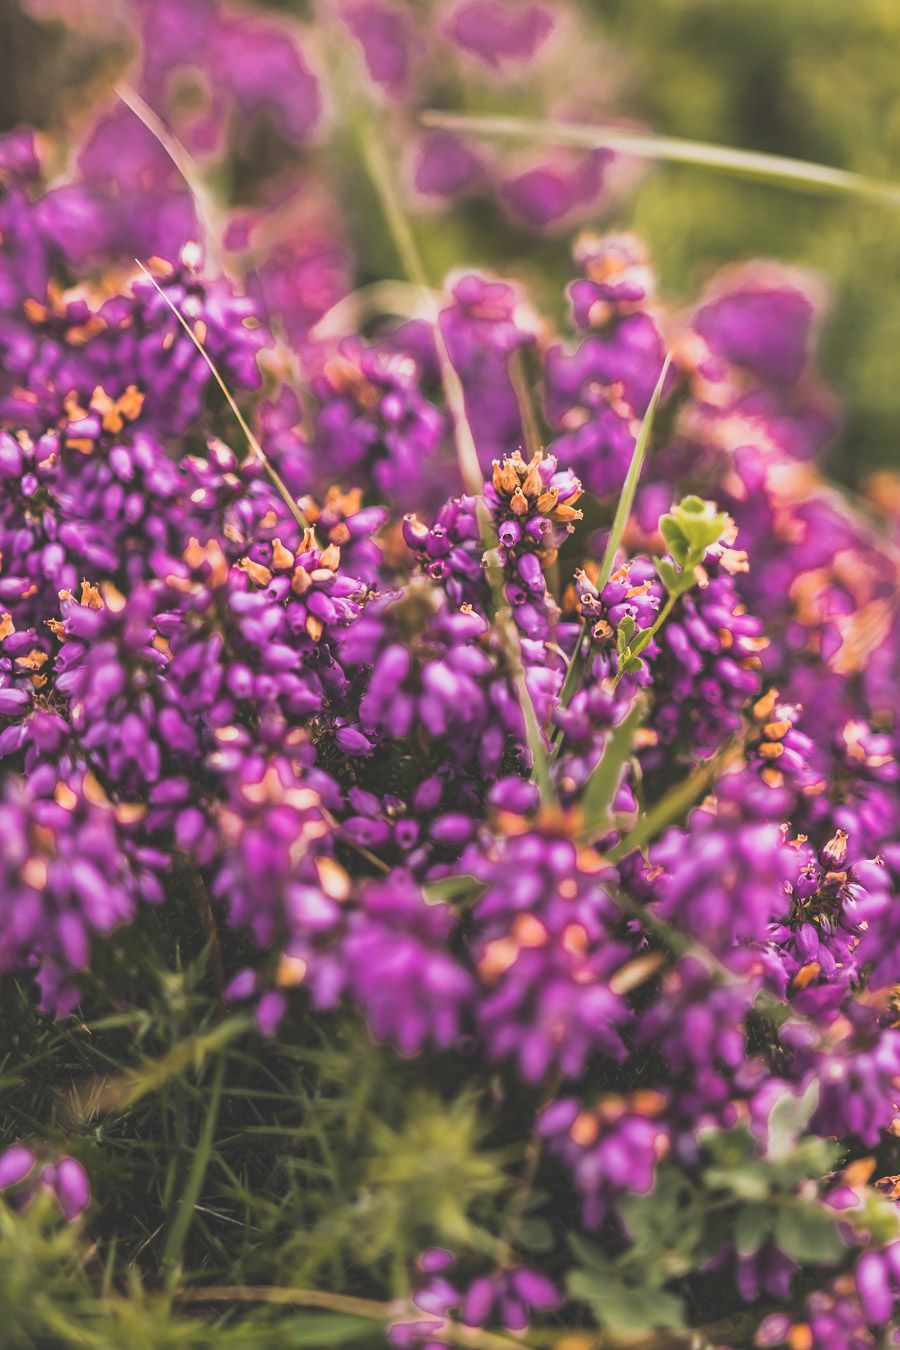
340, 872, 475, 1055
443, 0, 556, 72
343, 1, 415, 101
537, 1093, 670, 1228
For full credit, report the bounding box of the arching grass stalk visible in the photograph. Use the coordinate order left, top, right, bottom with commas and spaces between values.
420, 111, 900, 207
116, 84, 229, 278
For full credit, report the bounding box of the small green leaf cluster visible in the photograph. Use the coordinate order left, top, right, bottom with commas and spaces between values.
566, 1083, 899, 1338
655, 495, 732, 597
614, 612, 648, 677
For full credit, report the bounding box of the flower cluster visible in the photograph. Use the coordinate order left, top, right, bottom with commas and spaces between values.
0, 11, 899, 1340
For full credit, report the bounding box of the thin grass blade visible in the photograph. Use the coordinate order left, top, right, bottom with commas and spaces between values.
420, 111, 900, 207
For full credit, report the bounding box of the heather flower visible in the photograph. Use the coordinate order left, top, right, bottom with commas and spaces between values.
412, 132, 488, 201
500, 148, 612, 232
468, 830, 633, 1081
404, 449, 582, 641
136, 0, 321, 157
210, 754, 340, 950
307, 340, 449, 508
0, 246, 266, 441
569, 233, 655, 326
707, 1240, 798, 1305
0, 1146, 90, 1221
393, 1252, 558, 1342
645, 781, 797, 952
342, 1, 415, 101
692, 263, 821, 387
0, 772, 163, 1013
537, 1093, 670, 1228
809, 1015, 900, 1147
36, 109, 197, 268
442, 0, 556, 72
636, 956, 753, 1119
758, 1258, 900, 1347
340, 586, 560, 781
439, 274, 539, 465
460, 1266, 560, 1330
336, 871, 475, 1055
545, 307, 668, 498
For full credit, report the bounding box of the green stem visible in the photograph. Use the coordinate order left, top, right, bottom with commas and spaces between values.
117, 84, 228, 278
162, 1053, 226, 1288
174, 1284, 527, 1349
357, 119, 483, 497
509, 349, 544, 460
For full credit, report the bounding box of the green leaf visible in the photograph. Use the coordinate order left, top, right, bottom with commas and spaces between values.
580, 697, 647, 837
705, 1162, 772, 1202
568, 1233, 609, 1272
766, 1081, 820, 1162
654, 557, 682, 595
616, 615, 636, 652
734, 1202, 774, 1256
618, 1170, 705, 1278
774, 1201, 845, 1265
609, 736, 740, 862
659, 496, 730, 566
517, 1215, 554, 1254
281, 1313, 381, 1346
421, 874, 485, 906
659, 515, 689, 564
568, 1268, 685, 1335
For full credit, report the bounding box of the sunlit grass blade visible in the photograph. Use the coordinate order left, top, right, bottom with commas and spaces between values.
63, 1016, 249, 1123
598, 354, 672, 592
420, 111, 900, 207
135, 260, 310, 531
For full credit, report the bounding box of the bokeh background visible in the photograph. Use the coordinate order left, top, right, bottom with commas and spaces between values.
2, 0, 899, 487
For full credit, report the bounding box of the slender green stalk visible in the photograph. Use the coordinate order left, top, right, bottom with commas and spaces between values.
509, 349, 544, 461
162, 1053, 226, 1287
481, 508, 555, 802
175, 1283, 526, 1348
550, 355, 671, 758
357, 119, 483, 497
579, 695, 648, 837
597, 355, 672, 597
357, 115, 554, 799
420, 110, 900, 207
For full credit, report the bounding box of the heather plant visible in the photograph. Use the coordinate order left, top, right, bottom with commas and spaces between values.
0, 3, 898, 1348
